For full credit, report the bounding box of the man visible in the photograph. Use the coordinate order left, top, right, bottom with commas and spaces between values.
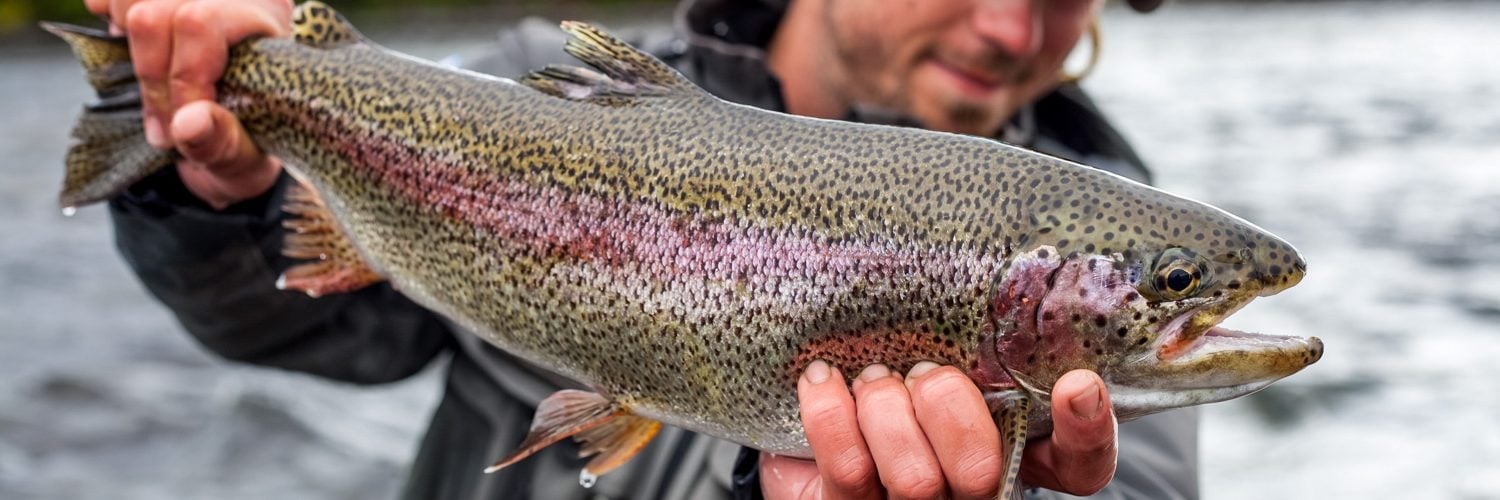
84, 0, 1195, 498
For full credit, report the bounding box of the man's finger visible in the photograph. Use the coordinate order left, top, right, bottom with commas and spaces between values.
167, 1, 289, 111
84, 0, 111, 17
798, 360, 879, 500
1022, 369, 1118, 495
123, 0, 192, 148
905, 362, 1002, 500
851, 364, 946, 500
171, 102, 280, 208
111, 0, 157, 30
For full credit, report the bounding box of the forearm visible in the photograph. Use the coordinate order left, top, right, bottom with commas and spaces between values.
110, 167, 454, 384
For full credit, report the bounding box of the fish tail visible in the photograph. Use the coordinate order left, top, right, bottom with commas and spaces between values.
41, 22, 177, 210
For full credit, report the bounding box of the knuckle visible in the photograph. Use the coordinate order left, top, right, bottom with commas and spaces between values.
823, 454, 876, 493
171, 1, 213, 29
124, 1, 170, 34
951, 451, 1003, 498
1057, 423, 1117, 456
1062, 468, 1115, 496
884, 467, 945, 500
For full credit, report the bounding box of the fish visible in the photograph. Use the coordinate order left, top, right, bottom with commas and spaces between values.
45, 2, 1322, 498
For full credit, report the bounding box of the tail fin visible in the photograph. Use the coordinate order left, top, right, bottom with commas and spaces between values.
41, 22, 177, 210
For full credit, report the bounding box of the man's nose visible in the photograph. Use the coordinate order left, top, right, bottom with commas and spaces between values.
972, 0, 1042, 58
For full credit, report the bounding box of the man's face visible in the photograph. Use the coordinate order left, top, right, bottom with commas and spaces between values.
823, 0, 1101, 136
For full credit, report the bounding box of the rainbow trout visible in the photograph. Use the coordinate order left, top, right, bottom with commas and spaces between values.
47, 3, 1321, 497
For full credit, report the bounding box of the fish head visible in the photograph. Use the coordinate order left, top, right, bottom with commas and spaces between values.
981, 169, 1321, 421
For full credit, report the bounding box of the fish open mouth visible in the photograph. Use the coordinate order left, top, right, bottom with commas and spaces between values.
1150, 293, 1319, 364
1106, 295, 1323, 420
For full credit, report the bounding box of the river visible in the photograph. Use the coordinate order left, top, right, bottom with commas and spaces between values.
2, 2, 1496, 499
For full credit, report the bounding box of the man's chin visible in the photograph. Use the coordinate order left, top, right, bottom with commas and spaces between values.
909, 98, 1011, 138
910, 66, 1016, 137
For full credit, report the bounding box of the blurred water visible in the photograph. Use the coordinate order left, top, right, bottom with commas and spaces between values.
1, 2, 1497, 499
1089, 2, 1500, 499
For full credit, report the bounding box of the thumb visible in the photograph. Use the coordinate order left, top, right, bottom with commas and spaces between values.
1043, 369, 1118, 494
170, 101, 281, 208
759, 452, 824, 500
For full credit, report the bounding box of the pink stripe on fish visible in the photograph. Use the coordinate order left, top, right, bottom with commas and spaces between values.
319, 124, 1000, 288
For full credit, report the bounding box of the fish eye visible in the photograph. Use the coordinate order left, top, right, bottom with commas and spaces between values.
1150, 248, 1207, 300
1166, 268, 1194, 292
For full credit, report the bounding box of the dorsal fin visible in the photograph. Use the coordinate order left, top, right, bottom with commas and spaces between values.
520, 21, 698, 103
290, 1, 369, 49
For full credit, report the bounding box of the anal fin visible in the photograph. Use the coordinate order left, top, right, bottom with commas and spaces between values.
485, 390, 661, 488
989, 390, 1032, 500
278, 181, 382, 297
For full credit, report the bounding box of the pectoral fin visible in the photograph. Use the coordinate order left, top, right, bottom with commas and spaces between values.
278, 181, 383, 297
486, 390, 661, 488
988, 390, 1032, 500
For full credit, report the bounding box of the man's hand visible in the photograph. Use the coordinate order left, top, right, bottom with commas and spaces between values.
761, 362, 1117, 499
83, 0, 292, 209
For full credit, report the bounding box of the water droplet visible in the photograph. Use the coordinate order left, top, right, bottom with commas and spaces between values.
578, 470, 597, 489
61, 206, 77, 217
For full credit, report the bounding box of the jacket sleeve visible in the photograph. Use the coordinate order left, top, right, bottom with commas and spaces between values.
110, 167, 455, 384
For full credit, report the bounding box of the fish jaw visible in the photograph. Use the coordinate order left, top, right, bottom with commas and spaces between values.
1106, 293, 1322, 420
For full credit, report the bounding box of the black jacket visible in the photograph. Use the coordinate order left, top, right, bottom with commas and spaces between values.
109, 0, 1195, 498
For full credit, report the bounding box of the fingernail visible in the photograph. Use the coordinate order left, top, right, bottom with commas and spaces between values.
804, 360, 831, 384
858, 364, 890, 383
144, 117, 166, 148
908, 361, 941, 377
1070, 378, 1104, 421
904, 361, 941, 388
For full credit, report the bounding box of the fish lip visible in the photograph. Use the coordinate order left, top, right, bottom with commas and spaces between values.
1148, 297, 1237, 362
1141, 291, 1316, 367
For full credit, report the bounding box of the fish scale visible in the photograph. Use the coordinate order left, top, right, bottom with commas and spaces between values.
47, 3, 1321, 497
